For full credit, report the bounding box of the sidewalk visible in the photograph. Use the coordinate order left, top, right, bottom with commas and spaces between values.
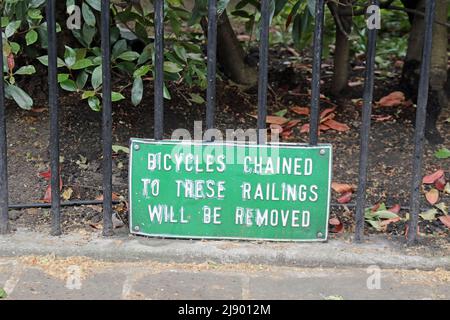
1, 228, 449, 270
0, 256, 449, 300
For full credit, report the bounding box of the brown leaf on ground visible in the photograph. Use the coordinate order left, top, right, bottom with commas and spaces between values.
43, 185, 52, 203
266, 116, 288, 125
323, 119, 350, 132
405, 224, 420, 238
377, 91, 405, 107
320, 107, 336, 119
95, 192, 121, 201
372, 115, 393, 122
380, 217, 401, 230
291, 106, 310, 116
284, 119, 302, 129
371, 203, 381, 212
31, 108, 47, 113
300, 123, 310, 133
337, 192, 352, 204
435, 176, 446, 191
422, 169, 444, 184
425, 188, 440, 205
329, 218, 344, 233
438, 216, 450, 229
388, 204, 401, 214
331, 182, 354, 194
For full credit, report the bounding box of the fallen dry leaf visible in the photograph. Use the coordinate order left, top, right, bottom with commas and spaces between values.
323, 119, 350, 132
95, 192, 121, 202
378, 91, 405, 107
438, 216, 450, 229
266, 116, 289, 125
320, 107, 336, 119
380, 217, 401, 230
422, 170, 444, 184
331, 182, 354, 194
425, 188, 439, 205
337, 192, 352, 204
445, 183, 450, 194
388, 204, 401, 214
372, 115, 393, 122
62, 188, 73, 201
284, 119, 302, 129
300, 123, 310, 133
435, 176, 446, 191
329, 218, 344, 233
291, 106, 310, 116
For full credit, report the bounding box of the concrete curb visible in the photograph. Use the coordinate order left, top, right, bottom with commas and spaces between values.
0, 229, 449, 270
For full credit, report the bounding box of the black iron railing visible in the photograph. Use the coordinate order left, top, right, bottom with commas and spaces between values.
0, 0, 437, 244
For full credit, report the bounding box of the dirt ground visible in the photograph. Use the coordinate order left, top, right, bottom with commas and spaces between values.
4, 46, 450, 241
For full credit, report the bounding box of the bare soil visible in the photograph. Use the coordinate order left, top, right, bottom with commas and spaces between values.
4, 46, 450, 242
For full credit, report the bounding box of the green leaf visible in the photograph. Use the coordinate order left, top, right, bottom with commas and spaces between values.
117, 51, 140, 61
86, 0, 101, 11
366, 220, 382, 231
71, 59, 93, 70
164, 61, 183, 73
112, 145, 130, 154
133, 65, 151, 78
0, 287, 7, 299
58, 74, 70, 83
274, 109, 288, 117
76, 71, 89, 90
28, 8, 43, 20
5, 84, 33, 110
26, 29, 38, 45
60, 79, 78, 92
163, 84, 172, 100
88, 96, 101, 111
189, 93, 205, 104
15, 65, 36, 75
5, 21, 21, 38
112, 92, 125, 102
37, 55, 65, 68
30, 0, 46, 8
82, 2, 96, 26
366, 210, 399, 220
82, 91, 96, 99
64, 46, 77, 67
435, 148, 450, 159
174, 45, 187, 62
91, 65, 102, 89
131, 77, 143, 106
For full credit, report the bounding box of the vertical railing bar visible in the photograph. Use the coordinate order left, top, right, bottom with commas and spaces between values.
309, 0, 325, 146
407, 0, 436, 244
257, 0, 270, 145
46, 0, 61, 236
101, 0, 113, 236
206, 0, 217, 131
0, 27, 9, 234
154, 0, 164, 140
354, 0, 379, 242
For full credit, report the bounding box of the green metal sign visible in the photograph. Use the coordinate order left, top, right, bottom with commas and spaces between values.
129, 140, 332, 242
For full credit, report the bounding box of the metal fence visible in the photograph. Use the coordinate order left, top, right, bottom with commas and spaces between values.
0, 0, 437, 244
